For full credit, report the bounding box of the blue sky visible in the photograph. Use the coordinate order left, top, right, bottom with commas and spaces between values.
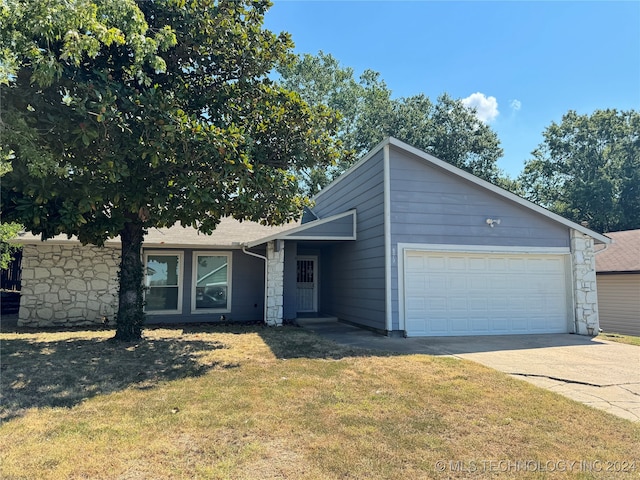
264, 1, 640, 177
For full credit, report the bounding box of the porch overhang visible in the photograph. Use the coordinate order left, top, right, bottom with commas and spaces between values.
246, 209, 357, 248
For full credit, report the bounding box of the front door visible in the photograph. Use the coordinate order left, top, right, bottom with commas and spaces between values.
296, 256, 317, 312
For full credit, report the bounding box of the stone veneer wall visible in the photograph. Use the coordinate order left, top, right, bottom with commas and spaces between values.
570, 229, 599, 335
19, 243, 120, 327
265, 241, 284, 326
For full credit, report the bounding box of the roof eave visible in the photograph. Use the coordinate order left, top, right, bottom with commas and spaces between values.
246, 209, 357, 248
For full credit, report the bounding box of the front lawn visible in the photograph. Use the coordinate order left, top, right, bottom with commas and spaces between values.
599, 332, 640, 346
1, 325, 638, 479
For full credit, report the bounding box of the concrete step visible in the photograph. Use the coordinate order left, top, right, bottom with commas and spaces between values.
295, 316, 338, 325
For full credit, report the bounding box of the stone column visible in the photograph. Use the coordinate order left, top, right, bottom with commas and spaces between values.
570, 229, 599, 335
265, 240, 285, 326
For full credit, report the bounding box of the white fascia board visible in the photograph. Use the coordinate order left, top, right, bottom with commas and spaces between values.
142, 244, 245, 250
386, 137, 611, 245
266, 235, 356, 242
17, 238, 245, 250
246, 209, 357, 248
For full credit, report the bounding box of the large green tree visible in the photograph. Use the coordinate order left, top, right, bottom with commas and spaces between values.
278, 52, 504, 194
0, 0, 338, 340
519, 109, 640, 233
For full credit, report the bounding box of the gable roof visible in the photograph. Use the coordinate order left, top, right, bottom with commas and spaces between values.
15, 217, 299, 248
247, 209, 357, 247
595, 229, 640, 273
315, 137, 610, 245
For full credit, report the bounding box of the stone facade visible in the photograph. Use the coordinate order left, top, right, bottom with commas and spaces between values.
570, 229, 599, 335
19, 244, 120, 327
265, 241, 284, 326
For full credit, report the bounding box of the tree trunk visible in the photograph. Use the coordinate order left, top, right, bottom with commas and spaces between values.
114, 220, 146, 341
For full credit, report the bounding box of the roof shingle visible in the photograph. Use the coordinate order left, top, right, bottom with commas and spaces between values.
15, 217, 300, 248
595, 229, 640, 273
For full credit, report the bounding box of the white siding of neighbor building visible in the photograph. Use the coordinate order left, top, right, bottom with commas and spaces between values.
597, 274, 640, 336
313, 149, 386, 330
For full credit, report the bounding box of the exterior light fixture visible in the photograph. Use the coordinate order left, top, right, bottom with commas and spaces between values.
486, 218, 501, 228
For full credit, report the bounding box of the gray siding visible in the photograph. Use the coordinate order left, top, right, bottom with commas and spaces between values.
145, 248, 265, 324
388, 145, 571, 331
597, 274, 640, 336
291, 213, 354, 238
301, 207, 318, 224
313, 150, 386, 330
283, 241, 298, 320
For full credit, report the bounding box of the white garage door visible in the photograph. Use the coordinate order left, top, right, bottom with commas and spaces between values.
403, 250, 570, 336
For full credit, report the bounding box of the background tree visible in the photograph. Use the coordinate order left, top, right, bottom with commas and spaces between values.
0, 0, 339, 340
519, 109, 640, 233
0, 222, 21, 271
278, 52, 504, 194
0, 159, 22, 271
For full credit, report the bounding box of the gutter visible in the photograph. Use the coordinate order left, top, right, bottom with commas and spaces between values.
240, 244, 268, 324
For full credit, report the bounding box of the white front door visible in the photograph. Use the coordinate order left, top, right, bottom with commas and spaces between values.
296, 256, 317, 312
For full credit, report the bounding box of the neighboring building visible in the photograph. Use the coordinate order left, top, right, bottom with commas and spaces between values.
16, 138, 610, 336
595, 229, 640, 336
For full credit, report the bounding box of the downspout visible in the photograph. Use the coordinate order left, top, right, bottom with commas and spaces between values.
241, 244, 268, 324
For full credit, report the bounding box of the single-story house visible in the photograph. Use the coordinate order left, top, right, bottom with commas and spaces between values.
595, 229, 640, 336
16, 137, 610, 336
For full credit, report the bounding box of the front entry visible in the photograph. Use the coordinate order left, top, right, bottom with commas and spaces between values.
296, 256, 317, 312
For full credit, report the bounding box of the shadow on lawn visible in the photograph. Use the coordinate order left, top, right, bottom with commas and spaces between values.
256, 324, 389, 360
0, 332, 226, 423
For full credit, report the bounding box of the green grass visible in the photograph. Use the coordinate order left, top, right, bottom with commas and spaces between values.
1, 325, 639, 479
599, 332, 640, 346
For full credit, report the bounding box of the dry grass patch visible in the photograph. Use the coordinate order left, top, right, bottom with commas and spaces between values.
1, 325, 639, 479
599, 332, 640, 346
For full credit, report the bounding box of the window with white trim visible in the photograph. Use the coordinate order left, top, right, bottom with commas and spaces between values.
192, 252, 231, 313
144, 252, 183, 313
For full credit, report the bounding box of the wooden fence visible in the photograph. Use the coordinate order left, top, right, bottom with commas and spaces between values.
1, 249, 22, 292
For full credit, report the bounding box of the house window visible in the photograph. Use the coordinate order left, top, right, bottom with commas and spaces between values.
144, 252, 183, 313
192, 252, 231, 313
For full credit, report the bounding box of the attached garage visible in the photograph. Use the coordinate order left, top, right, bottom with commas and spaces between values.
400, 248, 571, 337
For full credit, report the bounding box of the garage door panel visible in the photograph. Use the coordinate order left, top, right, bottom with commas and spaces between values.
428, 276, 447, 289
471, 318, 490, 332
449, 257, 467, 270
426, 256, 446, 270
490, 318, 509, 330
451, 319, 470, 332
468, 296, 488, 313
405, 297, 426, 311
426, 317, 448, 333
403, 250, 569, 336
448, 296, 468, 311
468, 257, 487, 270
488, 257, 507, 271
489, 276, 510, 290
508, 258, 526, 271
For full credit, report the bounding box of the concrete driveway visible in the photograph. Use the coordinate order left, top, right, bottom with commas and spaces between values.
298, 319, 640, 422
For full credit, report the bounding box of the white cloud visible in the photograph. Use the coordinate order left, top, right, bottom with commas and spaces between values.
510, 99, 522, 111
461, 92, 499, 123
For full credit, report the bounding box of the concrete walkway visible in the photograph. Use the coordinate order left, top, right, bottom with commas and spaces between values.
298, 318, 640, 422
